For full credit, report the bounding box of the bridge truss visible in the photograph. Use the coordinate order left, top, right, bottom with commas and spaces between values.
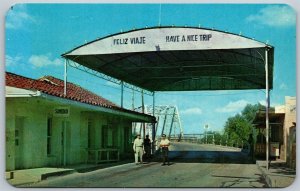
133, 105, 184, 141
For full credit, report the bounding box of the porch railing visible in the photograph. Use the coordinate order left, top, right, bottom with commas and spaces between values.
86, 148, 120, 164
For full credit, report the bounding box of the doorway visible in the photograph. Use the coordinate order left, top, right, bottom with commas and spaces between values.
61, 120, 70, 166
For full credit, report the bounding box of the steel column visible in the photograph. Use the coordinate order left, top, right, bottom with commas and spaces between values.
265, 47, 270, 170
64, 59, 68, 96
152, 92, 156, 153
142, 90, 145, 138
121, 81, 124, 108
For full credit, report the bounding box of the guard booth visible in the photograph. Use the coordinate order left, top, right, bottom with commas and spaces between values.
253, 109, 284, 160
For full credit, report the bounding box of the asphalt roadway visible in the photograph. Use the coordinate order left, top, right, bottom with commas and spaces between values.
26, 142, 268, 188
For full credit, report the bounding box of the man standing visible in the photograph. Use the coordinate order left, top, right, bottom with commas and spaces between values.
144, 135, 151, 161
133, 134, 144, 165
160, 134, 170, 166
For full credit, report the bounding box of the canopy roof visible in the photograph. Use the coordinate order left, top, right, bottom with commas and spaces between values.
62, 26, 274, 92
253, 110, 284, 127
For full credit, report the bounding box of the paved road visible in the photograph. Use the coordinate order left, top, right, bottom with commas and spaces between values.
28, 142, 268, 188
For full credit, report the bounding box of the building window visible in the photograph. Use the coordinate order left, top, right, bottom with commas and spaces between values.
47, 118, 53, 155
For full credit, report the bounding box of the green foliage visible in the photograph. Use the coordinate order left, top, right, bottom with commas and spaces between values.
213, 132, 222, 145
242, 103, 265, 122
223, 103, 263, 147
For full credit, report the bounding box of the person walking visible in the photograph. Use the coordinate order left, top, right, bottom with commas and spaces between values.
160, 134, 170, 166
133, 134, 144, 165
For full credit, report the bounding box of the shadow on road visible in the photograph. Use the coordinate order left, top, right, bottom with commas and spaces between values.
152, 150, 254, 164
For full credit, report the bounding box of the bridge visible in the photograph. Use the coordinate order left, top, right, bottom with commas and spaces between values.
133, 105, 184, 141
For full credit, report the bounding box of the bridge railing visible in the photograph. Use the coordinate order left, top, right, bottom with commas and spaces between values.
179, 138, 250, 153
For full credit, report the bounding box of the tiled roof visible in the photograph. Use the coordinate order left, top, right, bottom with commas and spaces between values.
6, 72, 156, 121
6, 72, 146, 117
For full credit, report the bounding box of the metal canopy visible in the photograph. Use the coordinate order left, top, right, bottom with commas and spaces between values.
62, 26, 274, 92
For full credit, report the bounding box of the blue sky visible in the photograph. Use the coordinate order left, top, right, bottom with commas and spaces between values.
5, 3, 296, 134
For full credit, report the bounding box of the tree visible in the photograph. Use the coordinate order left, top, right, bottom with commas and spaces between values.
242, 103, 265, 122
214, 132, 222, 145
224, 114, 252, 147
223, 103, 264, 147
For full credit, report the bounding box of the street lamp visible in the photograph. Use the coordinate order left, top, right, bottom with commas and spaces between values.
204, 124, 209, 144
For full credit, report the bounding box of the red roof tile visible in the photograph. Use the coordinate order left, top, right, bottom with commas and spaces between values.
6, 72, 156, 121
6, 72, 116, 109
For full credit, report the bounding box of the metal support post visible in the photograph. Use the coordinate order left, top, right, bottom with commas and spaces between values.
152, 92, 156, 154
132, 89, 136, 134
121, 81, 124, 108
142, 90, 145, 138
155, 116, 159, 136
265, 47, 270, 170
64, 59, 68, 96
139, 123, 142, 135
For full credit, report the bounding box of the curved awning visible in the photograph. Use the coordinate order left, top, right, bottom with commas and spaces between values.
62, 26, 274, 92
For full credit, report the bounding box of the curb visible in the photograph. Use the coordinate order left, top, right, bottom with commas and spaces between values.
41, 169, 76, 180
256, 163, 272, 187
255, 162, 296, 188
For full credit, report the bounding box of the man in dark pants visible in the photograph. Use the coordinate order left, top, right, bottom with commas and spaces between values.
160, 134, 170, 166
144, 135, 151, 162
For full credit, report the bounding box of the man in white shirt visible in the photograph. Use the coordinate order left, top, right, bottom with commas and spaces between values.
133, 134, 144, 165
159, 134, 170, 166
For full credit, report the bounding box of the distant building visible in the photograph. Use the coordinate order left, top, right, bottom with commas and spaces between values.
6, 72, 155, 171
282, 96, 296, 169
253, 96, 296, 169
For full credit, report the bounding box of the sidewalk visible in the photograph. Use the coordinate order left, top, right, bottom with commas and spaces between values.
5, 167, 75, 187
5, 160, 132, 187
256, 159, 296, 188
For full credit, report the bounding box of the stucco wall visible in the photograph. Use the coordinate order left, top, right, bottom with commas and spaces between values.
6, 97, 135, 170
6, 98, 50, 170
284, 96, 296, 166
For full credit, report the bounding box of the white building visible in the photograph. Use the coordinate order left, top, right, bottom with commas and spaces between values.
6, 72, 155, 171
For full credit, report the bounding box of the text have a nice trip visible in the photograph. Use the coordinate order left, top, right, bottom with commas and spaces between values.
112, 34, 212, 45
